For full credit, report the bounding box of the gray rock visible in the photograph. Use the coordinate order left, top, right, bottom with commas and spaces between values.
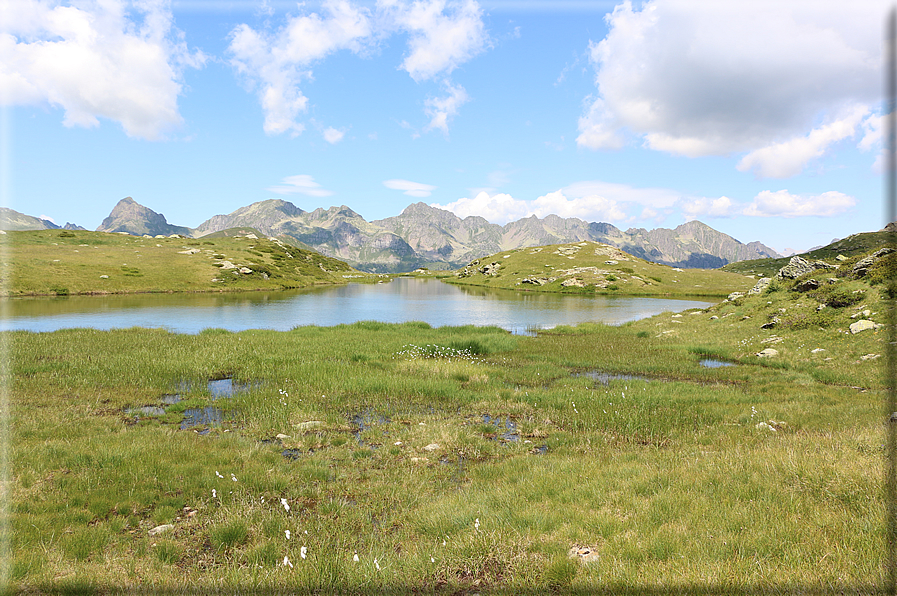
793, 278, 819, 292
849, 320, 877, 334
239, 267, 253, 274
852, 248, 895, 277
727, 291, 745, 301
422, 443, 440, 452
149, 524, 174, 536
756, 348, 779, 358
760, 317, 779, 329
776, 256, 836, 280
748, 277, 772, 295
293, 421, 323, 430
776, 256, 816, 280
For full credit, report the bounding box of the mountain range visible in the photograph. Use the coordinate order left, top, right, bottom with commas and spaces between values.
9, 197, 782, 272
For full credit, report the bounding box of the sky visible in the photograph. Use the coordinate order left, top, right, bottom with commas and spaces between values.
0, 0, 890, 255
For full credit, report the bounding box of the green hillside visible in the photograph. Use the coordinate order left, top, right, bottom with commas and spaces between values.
5, 228, 367, 297
431, 240, 756, 298
722, 229, 894, 278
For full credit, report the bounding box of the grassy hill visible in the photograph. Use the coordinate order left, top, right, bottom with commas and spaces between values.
5, 228, 368, 297
430, 240, 756, 298
722, 229, 893, 278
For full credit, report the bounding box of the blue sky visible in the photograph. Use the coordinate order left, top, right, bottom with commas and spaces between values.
1, 0, 888, 255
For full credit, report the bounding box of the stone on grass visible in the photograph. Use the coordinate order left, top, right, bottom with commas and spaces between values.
793, 278, 819, 292
149, 524, 174, 536
756, 348, 779, 358
860, 354, 881, 361
422, 443, 440, 452
849, 320, 877, 334
568, 545, 600, 564
293, 421, 323, 431
275, 433, 291, 440
748, 278, 772, 295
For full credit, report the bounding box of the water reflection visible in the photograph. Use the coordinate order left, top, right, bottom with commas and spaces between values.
1, 278, 712, 334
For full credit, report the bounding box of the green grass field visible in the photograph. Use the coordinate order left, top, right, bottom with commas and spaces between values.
422, 240, 757, 299
7, 240, 889, 593
4, 228, 368, 296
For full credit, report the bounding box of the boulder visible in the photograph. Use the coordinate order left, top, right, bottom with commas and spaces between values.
852, 248, 895, 277
561, 278, 585, 287
756, 348, 779, 358
776, 256, 836, 280
760, 317, 779, 329
727, 291, 745, 301
793, 278, 819, 292
849, 320, 878, 334
748, 277, 772, 295
422, 443, 440, 452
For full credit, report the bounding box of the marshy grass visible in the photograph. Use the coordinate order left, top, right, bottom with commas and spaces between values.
7, 286, 886, 592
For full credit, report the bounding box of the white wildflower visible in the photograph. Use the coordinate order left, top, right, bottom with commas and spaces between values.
474, 518, 480, 531
212, 489, 217, 498
285, 530, 290, 539
215, 471, 223, 478
300, 546, 307, 559
375, 557, 381, 571
281, 498, 290, 512
353, 551, 359, 562
231, 474, 237, 482
283, 556, 293, 568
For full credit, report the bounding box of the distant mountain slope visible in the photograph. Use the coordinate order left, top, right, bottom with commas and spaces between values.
195, 200, 780, 272
96, 197, 192, 237
0, 207, 61, 231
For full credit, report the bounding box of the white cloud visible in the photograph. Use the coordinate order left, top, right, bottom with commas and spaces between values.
229, 0, 488, 135
323, 127, 345, 144
267, 174, 334, 197
432, 188, 626, 225
38, 214, 56, 224
383, 179, 437, 197
433, 192, 529, 223
0, 0, 205, 140
678, 196, 739, 220
736, 106, 869, 178
858, 112, 884, 152
743, 190, 855, 218
562, 180, 680, 209
424, 82, 469, 132
383, 0, 489, 82
578, 0, 884, 164
228, 0, 373, 136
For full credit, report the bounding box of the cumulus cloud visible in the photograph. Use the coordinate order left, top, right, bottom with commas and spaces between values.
424, 82, 468, 132
736, 106, 869, 178
323, 127, 345, 144
229, 0, 487, 135
678, 196, 739, 220
228, 0, 373, 136
0, 0, 205, 139
432, 188, 627, 225
577, 0, 884, 170
267, 175, 334, 197
383, 179, 437, 197
743, 190, 855, 218
383, 0, 488, 81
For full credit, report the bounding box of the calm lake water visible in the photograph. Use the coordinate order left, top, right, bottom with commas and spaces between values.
0, 277, 712, 334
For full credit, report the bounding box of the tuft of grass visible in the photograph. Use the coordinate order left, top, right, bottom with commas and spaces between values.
210, 520, 249, 552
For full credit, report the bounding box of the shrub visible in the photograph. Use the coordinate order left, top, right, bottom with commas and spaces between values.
606, 274, 617, 282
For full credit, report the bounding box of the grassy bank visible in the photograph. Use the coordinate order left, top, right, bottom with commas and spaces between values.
4, 229, 369, 297
8, 259, 887, 593
425, 240, 756, 298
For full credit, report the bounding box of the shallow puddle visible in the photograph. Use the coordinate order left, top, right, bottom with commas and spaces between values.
125, 378, 253, 430
351, 410, 390, 446
482, 414, 519, 442
576, 371, 652, 385
699, 359, 735, 368
281, 449, 303, 461
180, 406, 227, 430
